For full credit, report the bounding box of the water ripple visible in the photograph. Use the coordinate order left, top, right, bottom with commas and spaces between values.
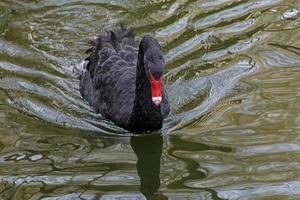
193, 0, 282, 30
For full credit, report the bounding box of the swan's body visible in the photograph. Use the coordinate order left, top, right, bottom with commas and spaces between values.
79, 27, 170, 131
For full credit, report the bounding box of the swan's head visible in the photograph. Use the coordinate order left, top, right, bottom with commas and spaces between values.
144, 48, 164, 106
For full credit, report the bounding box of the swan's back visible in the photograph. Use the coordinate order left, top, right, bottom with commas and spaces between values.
80, 27, 139, 127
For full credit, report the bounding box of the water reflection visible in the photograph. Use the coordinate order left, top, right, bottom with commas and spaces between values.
131, 135, 167, 200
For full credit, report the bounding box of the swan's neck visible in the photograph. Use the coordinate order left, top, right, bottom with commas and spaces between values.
128, 45, 162, 131
134, 61, 153, 110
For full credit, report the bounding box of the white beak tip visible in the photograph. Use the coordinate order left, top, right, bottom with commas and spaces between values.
152, 96, 162, 106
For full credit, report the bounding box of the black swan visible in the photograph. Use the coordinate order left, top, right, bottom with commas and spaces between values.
79, 26, 170, 131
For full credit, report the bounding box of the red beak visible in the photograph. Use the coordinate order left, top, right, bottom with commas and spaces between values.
149, 74, 162, 106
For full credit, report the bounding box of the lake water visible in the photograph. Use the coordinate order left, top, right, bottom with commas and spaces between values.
1, 0, 300, 199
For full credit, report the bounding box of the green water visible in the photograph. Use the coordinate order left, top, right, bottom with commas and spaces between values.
1, 0, 300, 199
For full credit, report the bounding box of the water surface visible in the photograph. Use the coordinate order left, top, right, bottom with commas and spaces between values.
1, 0, 300, 199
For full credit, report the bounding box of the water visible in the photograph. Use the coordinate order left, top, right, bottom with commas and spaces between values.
1, 0, 300, 199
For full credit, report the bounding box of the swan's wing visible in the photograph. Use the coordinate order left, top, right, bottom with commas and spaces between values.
80, 27, 139, 126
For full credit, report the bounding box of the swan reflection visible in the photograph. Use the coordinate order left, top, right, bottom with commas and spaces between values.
130, 134, 168, 200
